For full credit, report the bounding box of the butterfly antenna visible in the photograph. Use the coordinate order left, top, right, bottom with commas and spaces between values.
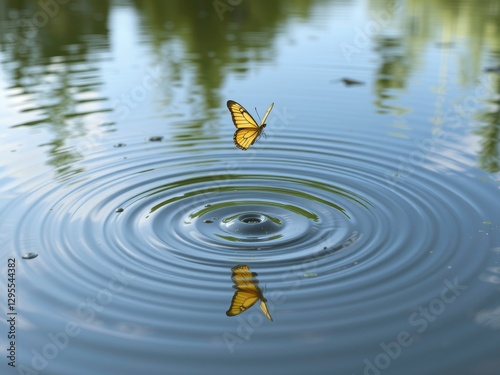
255, 107, 261, 123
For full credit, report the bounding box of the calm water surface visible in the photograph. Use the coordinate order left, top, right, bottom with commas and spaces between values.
1, 1, 500, 374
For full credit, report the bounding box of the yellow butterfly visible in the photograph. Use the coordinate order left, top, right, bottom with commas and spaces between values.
227, 100, 274, 150
226, 264, 273, 321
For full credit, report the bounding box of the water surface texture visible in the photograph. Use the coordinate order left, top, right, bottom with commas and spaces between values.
1, 1, 500, 375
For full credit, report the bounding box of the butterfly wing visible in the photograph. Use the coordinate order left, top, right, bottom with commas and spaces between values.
259, 300, 273, 321
233, 128, 261, 150
227, 100, 259, 129
227, 100, 265, 150
226, 291, 260, 316
260, 102, 274, 126
226, 265, 272, 320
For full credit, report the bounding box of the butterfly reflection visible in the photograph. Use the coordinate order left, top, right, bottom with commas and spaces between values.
227, 100, 274, 150
226, 264, 273, 321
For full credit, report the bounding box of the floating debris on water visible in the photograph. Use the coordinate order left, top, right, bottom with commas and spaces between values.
22, 252, 38, 259
147, 136, 164, 142
116, 208, 124, 213
331, 77, 365, 86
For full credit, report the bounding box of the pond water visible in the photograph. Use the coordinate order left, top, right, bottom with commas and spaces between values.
1, 1, 500, 374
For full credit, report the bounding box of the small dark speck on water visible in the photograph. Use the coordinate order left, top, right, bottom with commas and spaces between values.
22, 252, 38, 259
148, 136, 164, 142
116, 208, 124, 213
204, 219, 214, 224
332, 78, 365, 86
113, 143, 126, 148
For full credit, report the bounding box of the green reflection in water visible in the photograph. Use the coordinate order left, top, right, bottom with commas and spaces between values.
190, 201, 316, 222
144, 173, 372, 218
1, 0, 499, 177
475, 89, 500, 173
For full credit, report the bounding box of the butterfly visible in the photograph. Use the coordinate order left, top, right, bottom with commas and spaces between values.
226, 264, 273, 321
227, 100, 274, 150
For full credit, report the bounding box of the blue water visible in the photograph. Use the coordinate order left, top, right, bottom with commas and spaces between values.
1, 1, 499, 374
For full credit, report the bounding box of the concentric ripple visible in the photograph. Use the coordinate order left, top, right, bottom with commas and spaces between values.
3, 124, 500, 375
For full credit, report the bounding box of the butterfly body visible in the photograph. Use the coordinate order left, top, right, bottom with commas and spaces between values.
227, 100, 274, 150
226, 264, 273, 321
